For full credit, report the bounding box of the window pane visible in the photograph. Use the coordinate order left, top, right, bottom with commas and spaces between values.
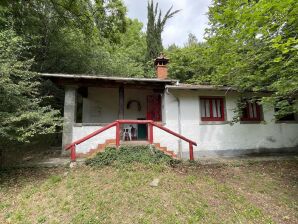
248, 103, 254, 118
205, 100, 210, 117
252, 103, 257, 118
217, 99, 222, 118
248, 102, 258, 118
212, 99, 217, 117
200, 99, 206, 117
201, 99, 211, 118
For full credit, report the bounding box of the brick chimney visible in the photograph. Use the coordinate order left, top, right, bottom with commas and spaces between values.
154, 53, 169, 79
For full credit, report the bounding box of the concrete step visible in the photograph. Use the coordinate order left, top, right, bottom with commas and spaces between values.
120, 140, 150, 146
82, 139, 178, 160
153, 143, 178, 159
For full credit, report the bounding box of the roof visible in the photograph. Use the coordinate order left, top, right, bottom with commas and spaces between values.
40, 73, 177, 84
40, 73, 237, 91
166, 83, 237, 91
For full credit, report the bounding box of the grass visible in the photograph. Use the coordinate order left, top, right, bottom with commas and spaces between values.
0, 158, 297, 223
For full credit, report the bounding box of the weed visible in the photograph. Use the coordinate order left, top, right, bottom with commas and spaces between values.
48, 175, 62, 184
186, 175, 197, 184
85, 145, 179, 167
0, 202, 9, 210
37, 216, 47, 223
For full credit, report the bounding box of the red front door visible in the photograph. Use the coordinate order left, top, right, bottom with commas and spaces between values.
147, 95, 161, 121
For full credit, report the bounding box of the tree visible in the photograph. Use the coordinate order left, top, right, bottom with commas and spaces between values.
166, 42, 214, 82
0, 29, 60, 145
205, 0, 298, 118
185, 33, 199, 47
105, 18, 148, 77
146, 0, 180, 60
0, 0, 128, 74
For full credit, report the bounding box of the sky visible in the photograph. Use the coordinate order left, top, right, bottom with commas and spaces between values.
123, 0, 212, 47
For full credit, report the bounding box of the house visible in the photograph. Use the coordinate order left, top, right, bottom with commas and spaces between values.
42, 55, 298, 160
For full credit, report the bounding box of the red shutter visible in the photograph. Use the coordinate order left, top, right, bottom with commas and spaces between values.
147, 95, 161, 121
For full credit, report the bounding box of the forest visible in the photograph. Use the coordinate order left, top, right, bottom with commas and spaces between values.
0, 0, 297, 145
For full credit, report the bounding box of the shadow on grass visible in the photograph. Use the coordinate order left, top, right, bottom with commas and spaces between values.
0, 167, 66, 188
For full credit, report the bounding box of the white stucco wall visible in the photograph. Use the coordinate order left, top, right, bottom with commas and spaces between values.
73, 125, 116, 154
82, 87, 119, 123
72, 87, 298, 158
160, 89, 298, 158
124, 88, 154, 120
82, 87, 156, 123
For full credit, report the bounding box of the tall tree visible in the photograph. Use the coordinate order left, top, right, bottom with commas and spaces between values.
0, 29, 60, 145
166, 42, 214, 83
185, 33, 199, 47
146, 0, 180, 60
0, 0, 128, 74
205, 0, 298, 118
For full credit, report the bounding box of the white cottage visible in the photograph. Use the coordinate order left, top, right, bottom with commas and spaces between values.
42, 55, 298, 160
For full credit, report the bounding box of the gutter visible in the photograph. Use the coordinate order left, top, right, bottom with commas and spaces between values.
166, 88, 182, 158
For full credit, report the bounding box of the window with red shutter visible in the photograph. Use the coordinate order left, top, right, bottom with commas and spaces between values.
240, 101, 262, 121
200, 97, 225, 121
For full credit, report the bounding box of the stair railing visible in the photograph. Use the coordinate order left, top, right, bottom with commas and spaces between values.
66, 120, 197, 162
150, 122, 197, 160
65, 121, 118, 161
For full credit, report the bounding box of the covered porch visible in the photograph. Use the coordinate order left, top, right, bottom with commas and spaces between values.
79, 86, 161, 141
41, 74, 177, 153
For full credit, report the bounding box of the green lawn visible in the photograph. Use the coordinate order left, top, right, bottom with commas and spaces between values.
0, 159, 297, 224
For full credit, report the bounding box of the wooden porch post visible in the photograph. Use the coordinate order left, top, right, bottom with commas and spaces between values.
118, 86, 124, 119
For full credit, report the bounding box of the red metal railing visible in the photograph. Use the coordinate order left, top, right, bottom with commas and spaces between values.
65, 120, 197, 161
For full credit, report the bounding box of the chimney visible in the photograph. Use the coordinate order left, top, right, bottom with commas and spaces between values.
154, 53, 169, 79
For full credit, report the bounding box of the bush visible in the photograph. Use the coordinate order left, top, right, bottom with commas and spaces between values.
85, 145, 180, 167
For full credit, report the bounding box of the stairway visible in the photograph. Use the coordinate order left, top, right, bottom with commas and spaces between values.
153, 143, 178, 159
76, 139, 116, 158
77, 139, 178, 159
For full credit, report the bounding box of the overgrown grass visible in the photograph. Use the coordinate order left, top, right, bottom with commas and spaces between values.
85, 145, 180, 167
0, 157, 297, 223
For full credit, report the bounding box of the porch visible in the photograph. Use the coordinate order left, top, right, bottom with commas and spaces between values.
76, 86, 163, 141
41, 74, 179, 155
66, 120, 197, 161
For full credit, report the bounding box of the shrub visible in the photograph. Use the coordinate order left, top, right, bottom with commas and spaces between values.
85, 145, 179, 167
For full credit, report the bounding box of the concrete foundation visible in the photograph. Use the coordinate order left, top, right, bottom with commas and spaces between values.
181, 146, 298, 159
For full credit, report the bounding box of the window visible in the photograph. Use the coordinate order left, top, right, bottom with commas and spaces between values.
200, 97, 225, 121
240, 101, 262, 121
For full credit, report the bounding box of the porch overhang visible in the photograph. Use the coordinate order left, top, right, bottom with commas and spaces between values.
41, 73, 177, 89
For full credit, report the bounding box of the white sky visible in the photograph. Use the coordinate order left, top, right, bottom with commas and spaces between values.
123, 0, 212, 47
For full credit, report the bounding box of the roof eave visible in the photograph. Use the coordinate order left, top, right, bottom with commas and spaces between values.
40, 73, 178, 84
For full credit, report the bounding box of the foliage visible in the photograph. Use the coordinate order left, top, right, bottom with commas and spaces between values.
167, 0, 297, 118
146, 0, 180, 60
0, 0, 148, 77
205, 0, 298, 117
85, 145, 179, 167
0, 29, 61, 144
167, 42, 214, 83
104, 19, 148, 77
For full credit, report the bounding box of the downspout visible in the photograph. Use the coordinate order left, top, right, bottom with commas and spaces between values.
166, 87, 182, 158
